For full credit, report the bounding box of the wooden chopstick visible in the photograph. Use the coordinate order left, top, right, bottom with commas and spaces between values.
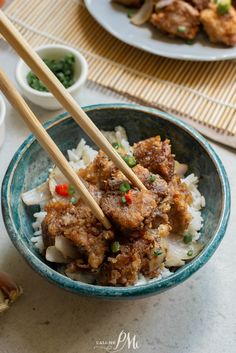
0, 10, 146, 192
0, 69, 111, 230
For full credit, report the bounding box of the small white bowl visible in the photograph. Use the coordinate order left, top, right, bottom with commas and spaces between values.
0, 94, 6, 149
16, 45, 88, 110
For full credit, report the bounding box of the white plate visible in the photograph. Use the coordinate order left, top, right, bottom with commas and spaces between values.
0, 94, 6, 149
84, 0, 236, 61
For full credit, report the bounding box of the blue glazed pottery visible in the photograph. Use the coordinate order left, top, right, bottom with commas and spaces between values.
1, 104, 231, 299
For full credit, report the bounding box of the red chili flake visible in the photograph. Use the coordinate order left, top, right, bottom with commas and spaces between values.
55, 183, 69, 197
125, 190, 132, 205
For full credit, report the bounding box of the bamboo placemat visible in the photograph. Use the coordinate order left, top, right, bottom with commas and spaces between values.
3, 0, 236, 148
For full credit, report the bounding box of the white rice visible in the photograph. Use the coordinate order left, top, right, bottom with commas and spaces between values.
67, 138, 98, 170
31, 211, 47, 254
29, 127, 205, 285
101, 126, 131, 154
135, 267, 172, 286
182, 174, 205, 241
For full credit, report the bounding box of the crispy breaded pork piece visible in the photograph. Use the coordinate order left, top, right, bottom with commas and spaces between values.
101, 189, 157, 231
200, 3, 236, 46
133, 136, 175, 181
151, 0, 200, 40
99, 229, 166, 286
79, 150, 117, 190
107, 164, 168, 199
99, 245, 141, 285
42, 201, 114, 269
168, 175, 192, 234
188, 0, 209, 11
104, 163, 171, 231
113, 0, 143, 7
133, 164, 168, 199
95, 150, 117, 189
84, 182, 104, 205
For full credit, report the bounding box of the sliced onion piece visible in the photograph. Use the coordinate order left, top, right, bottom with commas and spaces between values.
67, 138, 86, 162
164, 235, 203, 267
155, 0, 174, 10
55, 236, 78, 259
65, 270, 96, 284
21, 181, 51, 206
131, 0, 153, 26
45, 246, 69, 263
114, 126, 128, 144
101, 130, 117, 145
175, 161, 188, 177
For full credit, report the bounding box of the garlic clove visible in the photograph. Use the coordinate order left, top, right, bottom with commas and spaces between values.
0, 271, 23, 313
0, 289, 9, 313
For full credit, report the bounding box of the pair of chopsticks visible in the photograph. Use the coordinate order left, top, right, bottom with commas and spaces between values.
0, 10, 146, 229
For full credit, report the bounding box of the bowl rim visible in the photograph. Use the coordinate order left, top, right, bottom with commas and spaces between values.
1, 103, 231, 298
15, 44, 88, 98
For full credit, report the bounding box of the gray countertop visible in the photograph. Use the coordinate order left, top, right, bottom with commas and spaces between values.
0, 41, 235, 353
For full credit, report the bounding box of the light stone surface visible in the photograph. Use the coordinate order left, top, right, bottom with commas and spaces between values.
0, 42, 235, 353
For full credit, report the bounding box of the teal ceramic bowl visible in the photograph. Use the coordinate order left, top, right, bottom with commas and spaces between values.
1, 104, 230, 299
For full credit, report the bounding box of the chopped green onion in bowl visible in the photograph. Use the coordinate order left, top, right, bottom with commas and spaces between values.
27, 54, 75, 92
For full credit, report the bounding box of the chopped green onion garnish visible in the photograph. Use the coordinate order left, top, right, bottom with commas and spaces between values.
149, 174, 156, 182
185, 39, 194, 45
123, 155, 137, 168
183, 234, 193, 244
178, 26, 186, 33
112, 142, 122, 149
119, 181, 131, 193
187, 249, 193, 257
127, 9, 136, 18
217, 2, 230, 15
71, 197, 78, 205
153, 249, 163, 256
121, 196, 127, 204
111, 241, 120, 253
68, 184, 75, 196
27, 54, 75, 92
